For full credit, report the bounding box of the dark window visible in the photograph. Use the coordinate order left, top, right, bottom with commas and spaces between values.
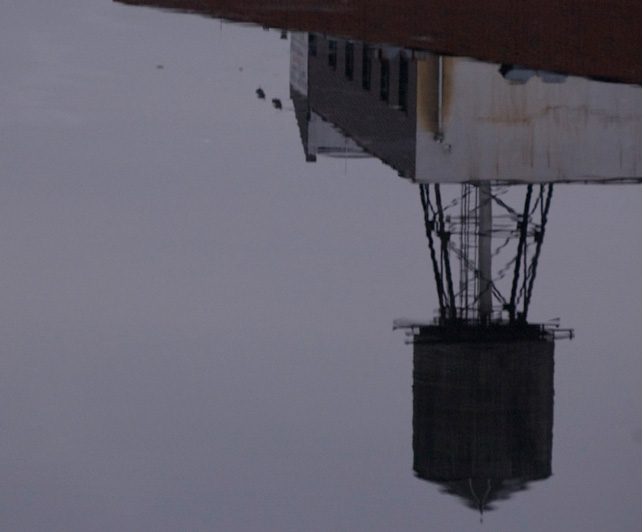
308, 34, 317, 56
362, 45, 372, 90
380, 59, 390, 102
328, 40, 337, 69
398, 54, 409, 110
345, 42, 354, 80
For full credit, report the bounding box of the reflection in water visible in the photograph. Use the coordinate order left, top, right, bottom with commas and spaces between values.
414, 183, 562, 327
289, 32, 597, 513
3, 0, 641, 528
291, 33, 583, 325
290, 33, 642, 184
397, 180, 567, 513
118, 0, 642, 85
412, 328, 554, 515
110, 2, 642, 520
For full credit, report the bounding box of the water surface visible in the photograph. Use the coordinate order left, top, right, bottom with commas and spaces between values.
1, 2, 641, 531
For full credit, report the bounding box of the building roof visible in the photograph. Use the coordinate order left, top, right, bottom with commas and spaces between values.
116, 0, 642, 85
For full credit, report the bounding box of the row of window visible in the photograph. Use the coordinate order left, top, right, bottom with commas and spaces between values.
309, 34, 409, 111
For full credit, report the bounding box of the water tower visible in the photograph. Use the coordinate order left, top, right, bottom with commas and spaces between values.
394, 181, 570, 514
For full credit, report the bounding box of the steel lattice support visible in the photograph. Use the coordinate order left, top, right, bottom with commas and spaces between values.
419, 182, 554, 325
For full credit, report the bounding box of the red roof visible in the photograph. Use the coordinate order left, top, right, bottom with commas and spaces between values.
116, 0, 642, 84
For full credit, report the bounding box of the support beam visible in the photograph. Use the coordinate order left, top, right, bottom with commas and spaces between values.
478, 182, 493, 323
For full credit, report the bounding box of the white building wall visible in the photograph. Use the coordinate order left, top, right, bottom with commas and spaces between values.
415, 58, 642, 184
289, 32, 308, 96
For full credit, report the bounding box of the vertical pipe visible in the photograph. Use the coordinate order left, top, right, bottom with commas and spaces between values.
478, 181, 493, 323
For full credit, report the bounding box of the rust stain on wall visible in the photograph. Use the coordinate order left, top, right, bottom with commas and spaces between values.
417, 56, 452, 135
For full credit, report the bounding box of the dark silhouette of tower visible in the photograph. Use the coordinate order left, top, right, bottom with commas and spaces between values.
412, 327, 554, 514
397, 181, 570, 515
